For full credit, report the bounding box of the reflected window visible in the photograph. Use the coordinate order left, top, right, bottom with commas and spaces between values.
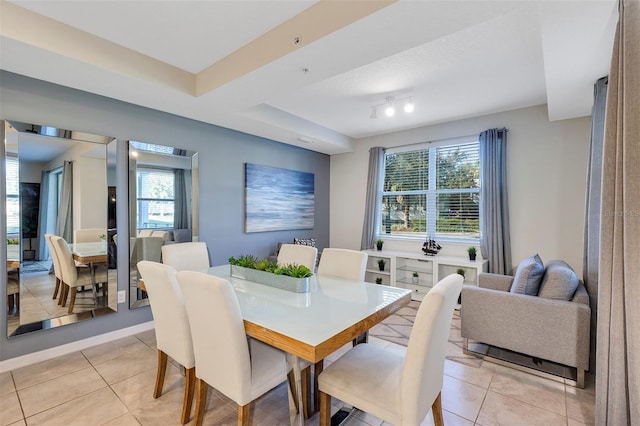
137, 168, 175, 229
6, 156, 19, 235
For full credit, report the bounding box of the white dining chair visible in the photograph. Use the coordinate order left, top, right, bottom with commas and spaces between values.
73, 228, 105, 243
137, 261, 195, 425
318, 273, 464, 426
277, 243, 318, 272
317, 248, 368, 281
314, 247, 369, 408
44, 233, 63, 299
52, 235, 108, 313
176, 270, 291, 426
162, 242, 209, 271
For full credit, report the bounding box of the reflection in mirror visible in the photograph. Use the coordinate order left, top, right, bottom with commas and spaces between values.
4, 120, 118, 337
128, 141, 198, 308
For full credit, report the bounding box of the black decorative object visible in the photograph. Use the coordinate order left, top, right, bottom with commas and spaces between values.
422, 236, 442, 256
20, 183, 40, 261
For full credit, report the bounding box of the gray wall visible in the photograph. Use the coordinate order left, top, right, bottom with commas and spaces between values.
0, 71, 330, 361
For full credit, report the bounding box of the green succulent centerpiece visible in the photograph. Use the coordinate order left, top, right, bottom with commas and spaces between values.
228, 254, 313, 292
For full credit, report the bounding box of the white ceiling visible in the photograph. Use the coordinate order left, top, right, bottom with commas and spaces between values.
0, 0, 618, 155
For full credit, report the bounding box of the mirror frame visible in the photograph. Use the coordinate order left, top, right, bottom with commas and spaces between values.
128, 140, 199, 309
3, 120, 118, 337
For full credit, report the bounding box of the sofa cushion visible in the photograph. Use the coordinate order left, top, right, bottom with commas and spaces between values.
538, 260, 579, 300
510, 254, 544, 295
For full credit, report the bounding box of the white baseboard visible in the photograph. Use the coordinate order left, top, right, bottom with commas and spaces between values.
0, 321, 155, 373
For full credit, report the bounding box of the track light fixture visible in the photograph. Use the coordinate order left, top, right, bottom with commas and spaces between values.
369, 95, 415, 119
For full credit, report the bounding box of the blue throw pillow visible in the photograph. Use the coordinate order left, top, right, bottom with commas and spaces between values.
538, 260, 579, 300
510, 254, 545, 295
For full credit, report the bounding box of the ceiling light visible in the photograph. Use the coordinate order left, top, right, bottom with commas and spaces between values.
385, 97, 395, 117
369, 95, 415, 119
404, 98, 415, 113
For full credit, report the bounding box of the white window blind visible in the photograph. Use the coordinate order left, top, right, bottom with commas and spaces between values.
379, 140, 480, 241
137, 168, 175, 229
6, 156, 20, 235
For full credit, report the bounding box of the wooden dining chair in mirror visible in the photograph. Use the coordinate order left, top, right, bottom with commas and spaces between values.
3, 120, 118, 338
52, 236, 109, 314
128, 140, 199, 309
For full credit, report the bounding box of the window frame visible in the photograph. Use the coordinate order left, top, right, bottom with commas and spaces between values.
136, 166, 176, 230
376, 136, 481, 244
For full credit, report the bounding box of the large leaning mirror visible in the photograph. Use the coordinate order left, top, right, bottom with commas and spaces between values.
4, 120, 118, 337
128, 141, 198, 308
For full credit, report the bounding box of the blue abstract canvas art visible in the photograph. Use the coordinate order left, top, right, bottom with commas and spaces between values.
245, 163, 315, 233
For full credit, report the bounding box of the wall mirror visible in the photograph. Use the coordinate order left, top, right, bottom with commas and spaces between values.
128, 141, 198, 309
4, 120, 117, 337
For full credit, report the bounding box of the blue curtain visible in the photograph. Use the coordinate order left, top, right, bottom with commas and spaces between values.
479, 128, 511, 274
174, 169, 189, 229
361, 147, 385, 250
55, 161, 73, 241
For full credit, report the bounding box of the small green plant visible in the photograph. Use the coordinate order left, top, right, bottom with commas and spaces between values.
412, 271, 419, 277
375, 277, 383, 284
378, 259, 386, 271
467, 246, 477, 255
375, 239, 384, 250
229, 255, 312, 278
99, 234, 107, 240
457, 268, 466, 277
7, 238, 19, 245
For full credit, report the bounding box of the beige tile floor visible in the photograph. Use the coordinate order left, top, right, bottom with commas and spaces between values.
0, 329, 595, 426
7, 268, 118, 336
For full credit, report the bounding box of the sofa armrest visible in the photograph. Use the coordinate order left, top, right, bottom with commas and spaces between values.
478, 273, 513, 292
461, 285, 591, 370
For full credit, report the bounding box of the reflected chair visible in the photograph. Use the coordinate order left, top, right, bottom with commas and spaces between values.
176, 270, 292, 426
73, 228, 105, 243
45, 233, 63, 299
317, 248, 368, 281
6, 274, 19, 313
318, 274, 463, 426
52, 235, 108, 313
277, 243, 318, 272
137, 261, 195, 425
162, 242, 209, 271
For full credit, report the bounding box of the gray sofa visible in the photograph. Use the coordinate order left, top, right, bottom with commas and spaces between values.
460, 270, 591, 387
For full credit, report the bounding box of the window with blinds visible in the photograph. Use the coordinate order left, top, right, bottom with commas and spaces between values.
379, 140, 480, 241
137, 168, 175, 229
6, 156, 20, 235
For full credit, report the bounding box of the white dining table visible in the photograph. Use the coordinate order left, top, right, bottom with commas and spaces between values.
206, 264, 412, 425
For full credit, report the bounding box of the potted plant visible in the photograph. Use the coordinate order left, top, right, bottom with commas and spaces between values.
375, 277, 383, 284
412, 271, 419, 284
375, 239, 384, 251
378, 258, 386, 271
456, 268, 466, 278
467, 246, 477, 261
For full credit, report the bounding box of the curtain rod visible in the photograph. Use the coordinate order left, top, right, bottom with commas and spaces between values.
379, 128, 509, 151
